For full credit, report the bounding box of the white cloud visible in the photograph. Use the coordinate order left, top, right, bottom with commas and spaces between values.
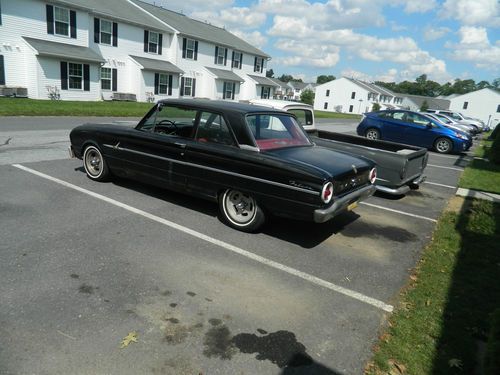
441, 0, 500, 26
231, 30, 268, 49
375, 69, 399, 82
191, 7, 266, 29
457, 26, 489, 46
143, 0, 233, 14
423, 26, 451, 41
403, 0, 437, 13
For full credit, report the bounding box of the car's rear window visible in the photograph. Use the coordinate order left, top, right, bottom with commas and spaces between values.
246, 114, 311, 150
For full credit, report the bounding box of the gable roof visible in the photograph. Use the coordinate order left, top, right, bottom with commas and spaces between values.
403, 94, 450, 110
129, 55, 183, 74
130, 0, 270, 58
345, 77, 401, 97
247, 75, 280, 87
205, 67, 243, 82
49, 0, 173, 32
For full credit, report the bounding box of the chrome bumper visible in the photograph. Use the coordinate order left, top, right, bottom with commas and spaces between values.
68, 145, 76, 159
313, 184, 376, 223
376, 175, 427, 196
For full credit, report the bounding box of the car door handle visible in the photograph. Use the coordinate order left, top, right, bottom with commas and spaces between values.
174, 142, 186, 149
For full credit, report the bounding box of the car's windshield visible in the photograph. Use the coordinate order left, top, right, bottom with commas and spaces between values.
246, 113, 311, 150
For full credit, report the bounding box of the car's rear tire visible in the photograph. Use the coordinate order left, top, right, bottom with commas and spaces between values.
365, 128, 380, 140
434, 137, 452, 154
219, 189, 265, 232
83, 145, 110, 181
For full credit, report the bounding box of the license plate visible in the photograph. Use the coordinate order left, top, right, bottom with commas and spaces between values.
347, 202, 358, 211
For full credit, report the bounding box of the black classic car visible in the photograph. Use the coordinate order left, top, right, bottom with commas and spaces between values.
69, 99, 376, 232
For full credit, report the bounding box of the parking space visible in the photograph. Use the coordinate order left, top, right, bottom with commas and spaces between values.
0, 118, 476, 374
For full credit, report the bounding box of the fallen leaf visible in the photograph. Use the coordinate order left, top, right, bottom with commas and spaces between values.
448, 358, 462, 369
120, 332, 138, 348
409, 275, 417, 281
425, 299, 431, 306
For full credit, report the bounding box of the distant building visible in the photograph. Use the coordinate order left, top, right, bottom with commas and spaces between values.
448, 88, 500, 127
401, 94, 450, 112
0, 0, 273, 101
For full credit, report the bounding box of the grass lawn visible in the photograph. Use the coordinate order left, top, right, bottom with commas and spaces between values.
367, 198, 500, 374
314, 110, 362, 120
459, 135, 500, 195
0, 97, 153, 116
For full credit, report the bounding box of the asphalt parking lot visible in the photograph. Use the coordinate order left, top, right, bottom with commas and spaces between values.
0, 118, 474, 374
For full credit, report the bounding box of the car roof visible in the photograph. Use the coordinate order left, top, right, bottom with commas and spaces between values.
157, 98, 289, 116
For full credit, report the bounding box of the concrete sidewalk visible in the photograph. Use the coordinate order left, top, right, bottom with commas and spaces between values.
456, 188, 500, 203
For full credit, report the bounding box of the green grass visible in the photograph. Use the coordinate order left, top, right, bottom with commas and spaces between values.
459, 135, 500, 195
314, 110, 362, 120
0, 97, 153, 116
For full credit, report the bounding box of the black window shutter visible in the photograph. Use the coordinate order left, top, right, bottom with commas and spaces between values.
60, 61, 68, 90
158, 33, 163, 55
223, 82, 227, 99
180, 77, 184, 96
182, 38, 187, 58
112, 69, 117, 91
231, 51, 235, 67
194, 41, 198, 60
232, 82, 236, 100
224, 48, 228, 66
0, 55, 5, 86
154, 73, 159, 95
83, 64, 90, 91
70, 10, 77, 38
260, 58, 264, 73
254, 57, 257, 72
239, 54, 243, 69
144, 30, 149, 52
46, 5, 54, 34
94, 18, 100, 43
192, 79, 196, 97
112, 22, 118, 47
214, 46, 218, 64
168, 75, 172, 96
261, 86, 264, 98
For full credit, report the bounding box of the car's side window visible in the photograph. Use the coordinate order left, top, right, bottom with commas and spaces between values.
137, 104, 198, 138
195, 111, 235, 146
392, 112, 406, 122
407, 113, 431, 127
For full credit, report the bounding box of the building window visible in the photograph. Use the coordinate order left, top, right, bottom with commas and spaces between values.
349, 105, 354, 113
261, 86, 270, 99
158, 74, 169, 95
54, 6, 70, 36
215, 46, 227, 65
68, 63, 82, 90
148, 31, 159, 53
254, 57, 264, 73
351, 91, 356, 99
324, 102, 328, 110
232, 52, 242, 69
183, 38, 198, 60
326, 89, 330, 97
223, 81, 235, 100
181, 77, 195, 96
497, 104, 500, 112
101, 67, 111, 90
463, 101, 468, 110
100, 20, 112, 45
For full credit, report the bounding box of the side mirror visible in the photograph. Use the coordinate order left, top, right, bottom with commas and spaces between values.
426, 123, 432, 129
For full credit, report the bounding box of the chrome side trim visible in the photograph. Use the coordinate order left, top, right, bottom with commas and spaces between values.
102, 144, 320, 196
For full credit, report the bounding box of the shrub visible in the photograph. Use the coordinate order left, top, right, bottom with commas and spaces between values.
490, 127, 500, 164
489, 123, 500, 140
372, 102, 381, 111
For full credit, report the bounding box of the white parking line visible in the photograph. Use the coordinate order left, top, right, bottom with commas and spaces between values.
427, 164, 464, 171
360, 202, 437, 223
429, 153, 471, 160
12, 163, 394, 313
425, 181, 456, 189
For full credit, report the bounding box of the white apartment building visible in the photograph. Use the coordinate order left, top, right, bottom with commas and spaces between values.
314, 77, 404, 114
0, 0, 277, 102
448, 88, 500, 127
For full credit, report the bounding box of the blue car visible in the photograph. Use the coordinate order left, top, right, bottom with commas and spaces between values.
357, 110, 472, 154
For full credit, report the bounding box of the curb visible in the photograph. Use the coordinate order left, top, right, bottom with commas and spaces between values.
456, 188, 500, 203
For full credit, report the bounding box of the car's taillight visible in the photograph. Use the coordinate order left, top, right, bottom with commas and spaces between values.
321, 182, 334, 204
369, 168, 377, 184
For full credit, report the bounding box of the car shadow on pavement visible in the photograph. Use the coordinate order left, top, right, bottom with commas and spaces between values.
280, 353, 343, 374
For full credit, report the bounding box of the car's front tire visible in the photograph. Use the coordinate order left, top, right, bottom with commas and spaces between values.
365, 128, 380, 140
83, 145, 110, 181
219, 189, 265, 232
434, 137, 452, 154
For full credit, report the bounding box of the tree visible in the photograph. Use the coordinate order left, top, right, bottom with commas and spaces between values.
278, 74, 303, 83
372, 103, 381, 111
477, 80, 491, 90
316, 75, 335, 84
266, 69, 274, 78
492, 78, 500, 89
420, 100, 429, 111
300, 89, 315, 105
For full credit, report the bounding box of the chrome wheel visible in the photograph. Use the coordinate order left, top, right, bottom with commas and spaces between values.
365, 128, 380, 140
435, 138, 452, 154
83, 145, 109, 181
219, 189, 265, 232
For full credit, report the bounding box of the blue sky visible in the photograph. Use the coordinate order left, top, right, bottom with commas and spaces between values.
146, 0, 500, 84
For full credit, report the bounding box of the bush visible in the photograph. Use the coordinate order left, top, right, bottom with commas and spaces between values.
372, 103, 381, 111
300, 89, 315, 105
490, 127, 500, 164
485, 309, 500, 375
489, 124, 500, 140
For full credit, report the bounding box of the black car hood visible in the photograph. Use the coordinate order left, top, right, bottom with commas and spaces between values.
265, 145, 373, 178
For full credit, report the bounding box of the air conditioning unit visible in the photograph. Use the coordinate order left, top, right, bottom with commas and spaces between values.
0, 87, 28, 97
112, 93, 137, 101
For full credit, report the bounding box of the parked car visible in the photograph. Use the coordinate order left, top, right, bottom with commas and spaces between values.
70, 99, 376, 232
251, 101, 429, 195
424, 113, 475, 137
357, 110, 472, 154
423, 109, 484, 132
248, 99, 317, 133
